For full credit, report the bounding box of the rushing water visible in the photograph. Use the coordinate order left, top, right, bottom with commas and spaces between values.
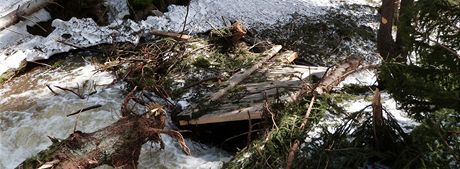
0, 59, 230, 169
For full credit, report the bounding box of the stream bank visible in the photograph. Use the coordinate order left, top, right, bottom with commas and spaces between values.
0, 48, 232, 169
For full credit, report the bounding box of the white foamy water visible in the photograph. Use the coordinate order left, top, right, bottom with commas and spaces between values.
0, 63, 230, 169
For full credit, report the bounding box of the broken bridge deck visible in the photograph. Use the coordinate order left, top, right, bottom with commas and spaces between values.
177, 46, 327, 126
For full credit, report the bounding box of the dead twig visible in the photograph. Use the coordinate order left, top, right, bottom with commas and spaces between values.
285, 94, 317, 169
121, 86, 138, 117
145, 128, 192, 155
264, 98, 279, 130
247, 110, 253, 147
372, 88, 384, 150
427, 38, 460, 60
55, 85, 85, 99
46, 84, 59, 96
56, 40, 103, 53
148, 30, 191, 41
67, 105, 103, 117
29, 61, 52, 67
180, 2, 191, 39
221, 129, 265, 147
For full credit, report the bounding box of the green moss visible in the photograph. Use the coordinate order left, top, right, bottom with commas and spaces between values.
192, 56, 211, 69
210, 27, 232, 38
0, 60, 27, 84
20, 140, 68, 168
0, 73, 11, 84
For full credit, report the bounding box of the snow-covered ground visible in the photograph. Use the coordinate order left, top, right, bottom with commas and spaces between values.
0, 0, 382, 76
0, 0, 31, 17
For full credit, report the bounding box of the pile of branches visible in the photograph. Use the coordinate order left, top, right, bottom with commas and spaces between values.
98, 38, 187, 104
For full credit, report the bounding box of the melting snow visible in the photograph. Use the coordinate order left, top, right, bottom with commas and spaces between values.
1, 0, 383, 76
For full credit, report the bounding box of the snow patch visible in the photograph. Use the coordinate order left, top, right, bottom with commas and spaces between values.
0, 0, 31, 17
0, 0, 139, 76
339, 68, 378, 88
341, 93, 420, 132
1, 0, 382, 76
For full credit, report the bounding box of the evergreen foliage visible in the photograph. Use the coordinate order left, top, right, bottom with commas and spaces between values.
407, 108, 460, 168
226, 1, 460, 168
378, 0, 460, 167
380, 0, 460, 117
224, 97, 328, 168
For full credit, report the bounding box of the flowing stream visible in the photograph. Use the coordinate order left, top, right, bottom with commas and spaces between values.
0, 56, 231, 169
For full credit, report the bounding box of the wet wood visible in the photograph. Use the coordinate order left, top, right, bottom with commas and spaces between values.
66, 104, 102, 117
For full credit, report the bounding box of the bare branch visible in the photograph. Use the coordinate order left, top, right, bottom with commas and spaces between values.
67, 105, 102, 117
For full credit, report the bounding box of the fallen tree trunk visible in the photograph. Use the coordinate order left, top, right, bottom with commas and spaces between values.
16, 90, 190, 169
285, 56, 363, 169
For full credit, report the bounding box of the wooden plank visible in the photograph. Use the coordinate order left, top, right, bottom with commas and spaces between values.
210, 45, 282, 101
266, 65, 327, 80
179, 103, 264, 125
275, 51, 298, 64
242, 80, 299, 94
178, 65, 328, 126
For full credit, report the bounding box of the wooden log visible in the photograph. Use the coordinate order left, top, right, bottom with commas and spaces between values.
314, 56, 363, 95
285, 56, 364, 169
15, 102, 190, 169
230, 21, 247, 43
0, 0, 52, 31
210, 45, 282, 101
147, 29, 192, 41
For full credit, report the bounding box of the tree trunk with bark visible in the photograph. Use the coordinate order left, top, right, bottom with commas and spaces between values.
377, 0, 398, 60
15, 90, 190, 169
378, 0, 415, 62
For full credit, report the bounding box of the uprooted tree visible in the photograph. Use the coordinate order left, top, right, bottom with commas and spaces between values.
16, 87, 190, 169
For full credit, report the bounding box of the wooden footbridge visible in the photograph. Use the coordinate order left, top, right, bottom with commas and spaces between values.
176, 45, 328, 126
